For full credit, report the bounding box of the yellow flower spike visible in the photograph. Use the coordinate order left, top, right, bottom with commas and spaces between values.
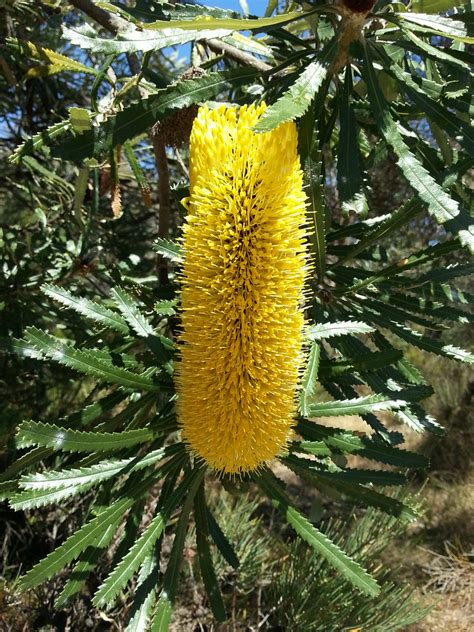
176, 103, 309, 475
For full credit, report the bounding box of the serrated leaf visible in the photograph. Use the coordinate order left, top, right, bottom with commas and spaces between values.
125, 553, 160, 632
150, 467, 206, 631
16, 420, 153, 453
308, 321, 375, 340
300, 112, 327, 281
53, 68, 258, 160
396, 12, 474, 44
334, 199, 423, 265
19, 445, 178, 491
308, 394, 403, 417
285, 456, 416, 522
18, 487, 143, 591
361, 42, 459, 224
395, 29, 470, 72
7, 38, 96, 77
300, 341, 320, 417
145, 11, 305, 32
55, 521, 118, 606
377, 47, 474, 157
69, 107, 92, 134
258, 470, 380, 597
110, 286, 174, 366
23, 327, 160, 391
9, 120, 71, 164
153, 238, 183, 263
94, 512, 165, 608
93, 465, 203, 608
42, 284, 129, 334
154, 300, 177, 316
355, 307, 474, 364
110, 287, 153, 338
64, 11, 306, 54
297, 420, 428, 468
253, 44, 335, 133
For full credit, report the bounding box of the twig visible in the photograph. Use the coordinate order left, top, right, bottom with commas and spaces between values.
203, 38, 272, 72
174, 147, 189, 179
69, 0, 129, 33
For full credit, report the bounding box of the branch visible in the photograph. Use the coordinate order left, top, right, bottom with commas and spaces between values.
203, 38, 272, 72
69, 0, 130, 34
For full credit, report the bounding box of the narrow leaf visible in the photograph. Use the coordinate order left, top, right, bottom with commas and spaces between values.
258, 471, 380, 596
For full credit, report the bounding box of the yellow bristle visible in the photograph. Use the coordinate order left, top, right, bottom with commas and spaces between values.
176, 103, 309, 474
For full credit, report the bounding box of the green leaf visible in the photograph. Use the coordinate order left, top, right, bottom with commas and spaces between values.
16, 420, 153, 453
18, 483, 146, 591
150, 467, 206, 631
297, 420, 428, 468
377, 47, 474, 157
308, 394, 403, 417
338, 66, 363, 204
9, 120, 71, 164
53, 68, 258, 160
93, 463, 202, 609
394, 29, 470, 72
301, 140, 327, 281
42, 284, 129, 334
258, 470, 380, 597
361, 42, 459, 224
55, 522, 118, 606
64, 11, 307, 54
69, 107, 92, 134
125, 553, 160, 632
151, 597, 172, 632
123, 141, 152, 205
154, 300, 177, 316
194, 484, 227, 622
8, 38, 96, 77
110, 287, 174, 365
23, 327, 160, 391
396, 12, 474, 44
145, 11, 307, 32
111, 287, 155, 338
253, 44, 335, 133
300, 341, 320, 417
17, 445, 179, 493
333, 199, 423, 265
410, 0, 465, 13
354, 307, 474, 364
94, 512, 165, 608
153, 238, 183, 264
285, 457, 416, 522
207, 509, 240, 570
308, 321, 375, 340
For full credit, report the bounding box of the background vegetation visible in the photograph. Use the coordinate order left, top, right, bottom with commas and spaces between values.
0, 0, 472, 630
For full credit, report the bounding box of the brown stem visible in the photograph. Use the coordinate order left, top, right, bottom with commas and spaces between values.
203, 38, 272, 72
69, 0, 129, 33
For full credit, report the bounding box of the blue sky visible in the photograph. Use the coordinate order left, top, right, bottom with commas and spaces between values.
202, 0, 268, 15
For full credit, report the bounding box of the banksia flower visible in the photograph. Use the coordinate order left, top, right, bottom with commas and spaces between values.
176, 104, 308, 475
